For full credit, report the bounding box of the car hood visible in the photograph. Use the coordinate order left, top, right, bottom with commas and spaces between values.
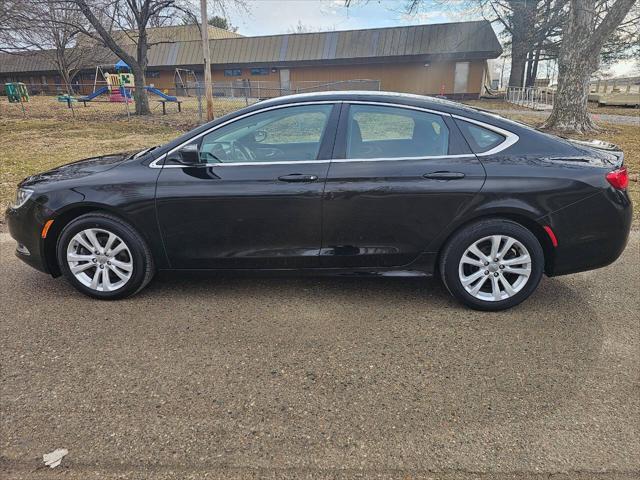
19, 152, 132, 188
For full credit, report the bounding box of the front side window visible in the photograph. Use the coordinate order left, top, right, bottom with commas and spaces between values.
346, 104, 449, 159
224, 69, 242, 77
198, 104, 333, 164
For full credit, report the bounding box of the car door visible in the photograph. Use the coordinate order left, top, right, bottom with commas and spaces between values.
320, 102, 486, 268
155, 102, 339, 269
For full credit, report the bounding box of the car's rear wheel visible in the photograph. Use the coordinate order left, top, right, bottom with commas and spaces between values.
56, 213, 154, 299
439, 219, 544, 311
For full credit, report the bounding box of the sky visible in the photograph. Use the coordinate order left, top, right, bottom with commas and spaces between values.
223, 0, 637, 79
224, 0, 470, 36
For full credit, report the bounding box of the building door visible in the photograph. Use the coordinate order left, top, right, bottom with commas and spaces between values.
454, 62, 470, 94
280, 69, 291, 93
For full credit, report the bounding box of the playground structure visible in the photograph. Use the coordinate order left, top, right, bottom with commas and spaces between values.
79, 61, 178, 105
5, 82, 29, 103
175, 68, 200, 97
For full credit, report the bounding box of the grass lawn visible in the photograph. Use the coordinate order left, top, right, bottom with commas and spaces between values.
0, 119, 181, 215
464, 98, 640, 117
1, 97, 637, 228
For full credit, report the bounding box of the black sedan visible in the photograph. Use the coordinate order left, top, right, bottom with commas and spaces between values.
6, 92, 632, 310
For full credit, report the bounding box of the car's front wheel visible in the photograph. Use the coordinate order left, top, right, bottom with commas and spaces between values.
56, 213, 154, 299
439, 219, 544, 311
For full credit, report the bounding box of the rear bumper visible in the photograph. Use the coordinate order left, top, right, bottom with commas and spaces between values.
543, 189, 632, 276
5, 203, 50, 274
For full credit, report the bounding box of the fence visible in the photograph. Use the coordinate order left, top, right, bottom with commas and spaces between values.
1, 79, 381, 125
505, 86, 555, 110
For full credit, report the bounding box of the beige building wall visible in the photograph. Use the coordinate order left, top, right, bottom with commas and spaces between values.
4, 59, 487, 97
204, 60, 487, 97
289, 60, 486, 96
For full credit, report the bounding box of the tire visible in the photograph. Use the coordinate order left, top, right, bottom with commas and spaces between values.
439, 219, 544, 311
56, 212, 154, 300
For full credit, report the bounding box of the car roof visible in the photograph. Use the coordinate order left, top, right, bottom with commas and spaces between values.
256, 90, 480, 116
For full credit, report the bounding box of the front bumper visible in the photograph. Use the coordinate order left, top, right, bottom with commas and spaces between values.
543, 188, 633, 276
6, 202, 51, 274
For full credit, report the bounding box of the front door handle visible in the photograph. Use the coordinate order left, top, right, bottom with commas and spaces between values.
423, 171, 466, 180
278, 174, 318, 183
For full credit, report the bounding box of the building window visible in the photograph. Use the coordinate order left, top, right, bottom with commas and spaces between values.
146, 71, 160, 78
224, 69, 242, 77
250, 68, 269, 76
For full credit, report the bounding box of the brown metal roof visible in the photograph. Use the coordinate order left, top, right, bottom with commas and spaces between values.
0, 21, 501, 74
206, 21, 501, 65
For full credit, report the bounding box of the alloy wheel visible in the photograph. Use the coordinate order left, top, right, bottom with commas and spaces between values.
458, 235, 532, 302
66, 228, 133, 292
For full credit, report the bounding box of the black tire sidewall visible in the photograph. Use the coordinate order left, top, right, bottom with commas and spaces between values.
441, 220, 544, 311
56, 215, 148, 299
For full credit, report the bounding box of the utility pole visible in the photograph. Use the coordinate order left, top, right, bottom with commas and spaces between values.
200, 0, 214, 121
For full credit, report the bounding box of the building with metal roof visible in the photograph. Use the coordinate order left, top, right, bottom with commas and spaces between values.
0, 21, 502, 99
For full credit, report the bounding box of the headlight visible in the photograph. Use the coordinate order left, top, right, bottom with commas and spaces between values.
11, 188, 34, 209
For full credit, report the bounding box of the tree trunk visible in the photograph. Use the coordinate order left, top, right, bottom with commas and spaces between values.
507, 0, 536, 88
508, 45, 527, 88
134, 31, 151, 116
526, 47, 542, 87
543, 61, 596, 133
542, 0, 597, 133
74, 0, 151, 116
131, 64, 150, 115
543, 0, 636, 133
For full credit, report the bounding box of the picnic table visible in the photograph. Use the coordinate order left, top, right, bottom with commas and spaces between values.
158, 99, 182, 115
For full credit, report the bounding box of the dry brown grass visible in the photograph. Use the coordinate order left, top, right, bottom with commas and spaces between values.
589, 105, 640, 117
0, 95, 250, 129
0, 118, 180, 215
464, 98, 640, 117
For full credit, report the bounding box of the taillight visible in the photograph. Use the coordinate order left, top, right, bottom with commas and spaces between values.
606, 166, 629, 190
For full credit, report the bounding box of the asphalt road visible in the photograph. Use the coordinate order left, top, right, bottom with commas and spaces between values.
1, 232, 639, 480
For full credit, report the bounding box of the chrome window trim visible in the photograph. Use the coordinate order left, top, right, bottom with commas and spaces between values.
451, 114, 519, 156
330, 154, 475, 163
153, 155, 477, 169
149, 99, 518, 169
149, 101, 340, 168
345, 100, 453, 117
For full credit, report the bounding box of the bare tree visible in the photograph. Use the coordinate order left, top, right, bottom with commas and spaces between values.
543, 0, 636, 133
286, 21, 336, 34
473, 0, 567, 88
65, 0, 246, 115
0, 0, 100, 94
67, 0, 194, 115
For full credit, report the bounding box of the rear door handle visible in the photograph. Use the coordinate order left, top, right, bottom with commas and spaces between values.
278, 174, 318, 183
423, 171, 466, 180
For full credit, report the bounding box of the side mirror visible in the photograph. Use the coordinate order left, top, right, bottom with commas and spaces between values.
253, 130, 268, 143
178, 143, 200, 165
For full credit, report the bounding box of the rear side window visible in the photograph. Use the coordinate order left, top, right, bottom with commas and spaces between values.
346, 104, 449, 158
456, 120, 505, 153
